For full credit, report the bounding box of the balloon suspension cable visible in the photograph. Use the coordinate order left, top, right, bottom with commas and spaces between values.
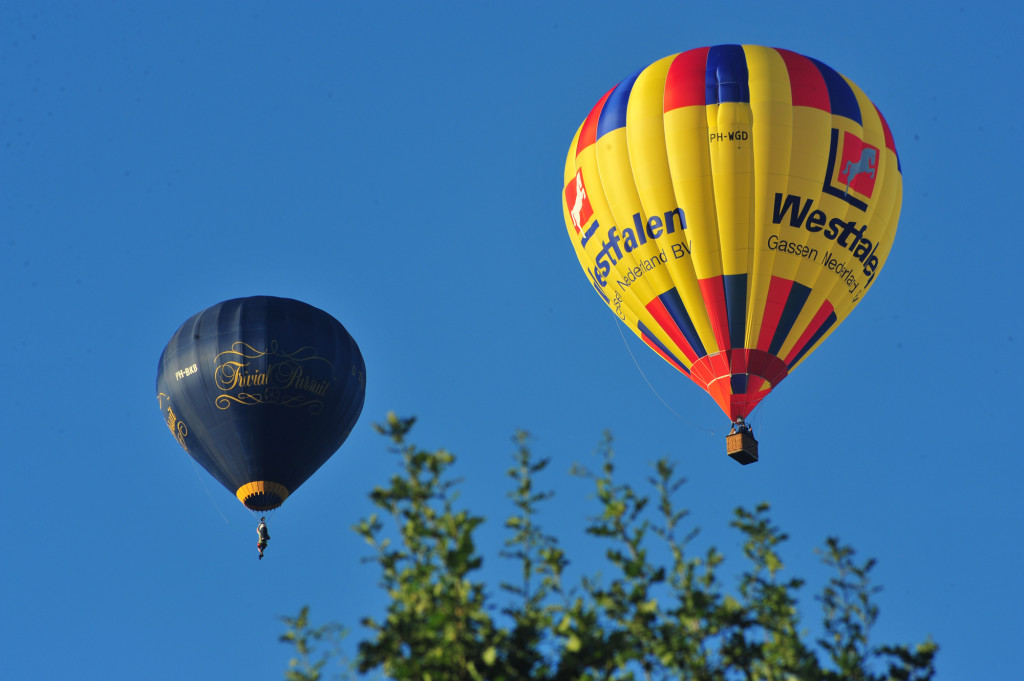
190, 457, 233, 526
748, 401, 766, 439
615, 320, 717, 435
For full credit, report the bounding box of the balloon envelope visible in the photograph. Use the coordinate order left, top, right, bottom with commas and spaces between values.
562, 45, 900, 420
156, 296, 366, 511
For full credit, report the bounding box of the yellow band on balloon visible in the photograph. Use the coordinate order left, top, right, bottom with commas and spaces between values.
235, 481, 290, 511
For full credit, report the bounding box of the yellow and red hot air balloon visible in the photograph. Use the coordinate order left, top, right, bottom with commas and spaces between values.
561, 45, 901, 462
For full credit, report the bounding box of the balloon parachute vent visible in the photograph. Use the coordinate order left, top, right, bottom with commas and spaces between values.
236, 481, 290, 511
726, 432, 758, 465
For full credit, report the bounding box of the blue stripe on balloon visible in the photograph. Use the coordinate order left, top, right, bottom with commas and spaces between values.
769, 282, 811, 356
638, 320, 690, 374
659, 288, 707, 358
706, 44, 749, 104
723, 273, 747, 349
810, 57, 861, 124
596, 69, 641, 139
789, 311, 837, 368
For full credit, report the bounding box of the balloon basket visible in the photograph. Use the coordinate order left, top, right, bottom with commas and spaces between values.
726, 432, 758, 465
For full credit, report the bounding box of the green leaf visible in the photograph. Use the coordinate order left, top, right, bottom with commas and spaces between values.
566, 634, 582, 652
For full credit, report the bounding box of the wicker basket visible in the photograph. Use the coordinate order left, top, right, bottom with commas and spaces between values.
726, 432, 758, 465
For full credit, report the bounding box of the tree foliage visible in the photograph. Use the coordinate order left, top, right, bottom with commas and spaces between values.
281, 413, 937, 680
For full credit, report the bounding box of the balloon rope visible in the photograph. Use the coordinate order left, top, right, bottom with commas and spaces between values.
190, 457, 234, 526
615, 321, 717, 435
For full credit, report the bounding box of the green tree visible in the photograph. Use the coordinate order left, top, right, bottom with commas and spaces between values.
281, 413, 937, 680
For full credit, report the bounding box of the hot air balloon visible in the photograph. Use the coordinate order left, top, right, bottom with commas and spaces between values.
156, 296, 366, 509
561, 45, 900, 463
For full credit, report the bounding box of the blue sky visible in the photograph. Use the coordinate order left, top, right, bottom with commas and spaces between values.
2, 2, 1021, 679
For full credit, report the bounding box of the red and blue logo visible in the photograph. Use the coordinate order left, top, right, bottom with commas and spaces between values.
565, 169, 594, 237
823, 129, 878, 211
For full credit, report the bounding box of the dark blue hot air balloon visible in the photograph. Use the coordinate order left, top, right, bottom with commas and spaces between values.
156, 296, 366, 511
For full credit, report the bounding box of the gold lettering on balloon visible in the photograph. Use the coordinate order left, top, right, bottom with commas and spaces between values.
212, 341, 335, 413
158, 392, 189, 452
